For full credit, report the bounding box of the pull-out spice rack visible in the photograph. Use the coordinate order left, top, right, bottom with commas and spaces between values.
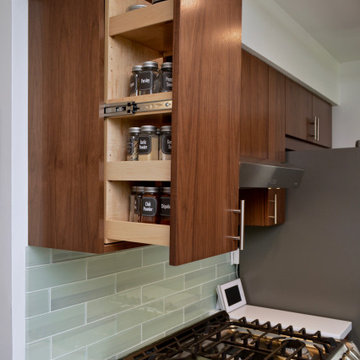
104, 0, 174, 247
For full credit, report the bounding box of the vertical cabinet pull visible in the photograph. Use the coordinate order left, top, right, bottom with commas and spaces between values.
268, 193, 278, 225
240, 200, 245, 250
317, 116, 320, 142
309, 116, 317, 141
227, 200, 245, 250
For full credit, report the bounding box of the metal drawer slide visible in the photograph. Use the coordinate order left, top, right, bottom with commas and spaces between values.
102, 99, 172, 118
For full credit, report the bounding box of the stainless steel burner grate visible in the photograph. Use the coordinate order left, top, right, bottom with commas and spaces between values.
121, 312, 342, 360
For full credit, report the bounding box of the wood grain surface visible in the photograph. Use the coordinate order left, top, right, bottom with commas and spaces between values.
239, 189, 286, 226
29, 0, 139, 253
268, 67, 286, 162
240, 50, 269, 160
285, 78, 313, 142
312, 95, 332, 148
171, 0, 242, 265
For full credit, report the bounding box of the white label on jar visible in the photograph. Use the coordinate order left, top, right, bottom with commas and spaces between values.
161, 134, 171, 155
138, 135, 152, 155
160, 197, 170, 217
142, 198, 157, 217
139, 73, 152, 91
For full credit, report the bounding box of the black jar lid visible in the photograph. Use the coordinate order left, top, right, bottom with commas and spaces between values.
161, 187, 171, 194
140, 125, 157, 133
129, 127, 140, 134
126, 4, 148, 12
160, 125, 171, 133
161, 62, 172, 70
144, 186, 159, 194
132, 65, 143, 72
142, 61, 158, 70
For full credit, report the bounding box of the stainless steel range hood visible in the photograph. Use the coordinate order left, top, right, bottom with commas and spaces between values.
239, 161, 304, 189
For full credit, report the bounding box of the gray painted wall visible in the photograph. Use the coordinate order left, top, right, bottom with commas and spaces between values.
240, 148, 360, 343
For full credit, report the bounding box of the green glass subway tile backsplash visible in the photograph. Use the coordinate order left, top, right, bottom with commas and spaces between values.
26, 289, 49, 317
52, 317, 117, 358
25, 246, 235, 360
26, 338, 51, 360
51, 275, 116, 311
54, 349, 87, 360
87, 288, 141, 323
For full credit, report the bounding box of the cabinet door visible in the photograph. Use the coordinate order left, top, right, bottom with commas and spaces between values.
29, 0, 140, 253
239, 189, 286, 227
240, 50, 269, 160
313, 96, 332, 148
171, 0, 242, 265
285, 79, 314, 142
269, 67, 286, 162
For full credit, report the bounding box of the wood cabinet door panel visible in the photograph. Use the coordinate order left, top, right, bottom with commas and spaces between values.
269, 68, 286, 162
313, 96, 332, 148
285, 78, 313, 142
240, 51, 269, 160
29, 0, 105, 253
171, 0, 242, 265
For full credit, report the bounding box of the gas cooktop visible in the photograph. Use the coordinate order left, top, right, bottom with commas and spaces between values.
122, 311, 346, 360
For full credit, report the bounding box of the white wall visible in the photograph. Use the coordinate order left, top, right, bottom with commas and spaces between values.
332, 61, 360, 148
242, 0, 340, 104
0, 0, 28, 359
0, 0, 14, 358
11, 0, 28, 357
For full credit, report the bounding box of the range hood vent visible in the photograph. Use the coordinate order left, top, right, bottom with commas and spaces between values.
239, 161, 304, 189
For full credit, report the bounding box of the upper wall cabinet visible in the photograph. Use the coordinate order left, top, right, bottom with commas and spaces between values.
285, 78, 332, 148
240, 51, 285, 163
29, 0, 243, 265
312, 95, 332, 148
239, 51, 286, 227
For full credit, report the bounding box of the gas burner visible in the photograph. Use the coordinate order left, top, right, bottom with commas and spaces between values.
122, 312, 343, 360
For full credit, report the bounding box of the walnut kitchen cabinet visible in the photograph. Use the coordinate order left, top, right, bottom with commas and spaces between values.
239, 189, 286, 227
29, 0, 242, 265
285, 78, 332, 148
312, 95, 332, 147
239, 51, 286, 226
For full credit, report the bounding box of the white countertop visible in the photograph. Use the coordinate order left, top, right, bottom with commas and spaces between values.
229, 305, 352, 340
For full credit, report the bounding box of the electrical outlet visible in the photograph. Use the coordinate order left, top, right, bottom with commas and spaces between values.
230, 249, 240, 265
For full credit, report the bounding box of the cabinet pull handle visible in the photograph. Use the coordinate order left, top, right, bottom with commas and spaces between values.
314, 116, 317, 140
317, 117, 320, 142
268, 193, 278, 225
227, 200, 245, 250
240, 200, 245, 250
230, 209, 241, 214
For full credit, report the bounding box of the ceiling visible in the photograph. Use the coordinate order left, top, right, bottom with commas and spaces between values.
274, 0, 360, 63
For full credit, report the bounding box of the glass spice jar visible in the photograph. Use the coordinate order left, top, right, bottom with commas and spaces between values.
127, 127, 140, 161
134, 186, 144, 222
159, 187, 171, 225
141, 187, 159, 224
138, 125, 159, 161
129, 65, 142, 96
129, 186, 137, 222
159, 125, 171, 160
139, 61, 159, 95
159, 62, 172, 92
